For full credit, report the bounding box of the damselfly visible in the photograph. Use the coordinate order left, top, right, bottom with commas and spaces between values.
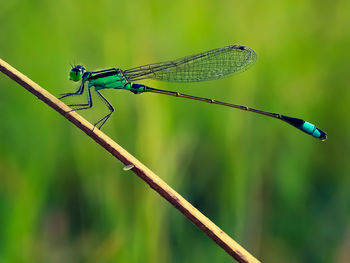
60, 44, 327, 140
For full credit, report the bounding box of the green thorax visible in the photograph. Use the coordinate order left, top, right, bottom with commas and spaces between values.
87, 71, 131, 91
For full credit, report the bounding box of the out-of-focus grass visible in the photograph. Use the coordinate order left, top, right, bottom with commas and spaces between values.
0, 0, 349, 262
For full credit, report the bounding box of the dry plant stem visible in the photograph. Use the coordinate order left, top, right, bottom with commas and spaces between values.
0, 58, 260, 263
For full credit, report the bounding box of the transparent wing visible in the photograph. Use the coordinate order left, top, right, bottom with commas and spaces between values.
123, 45, 257, 83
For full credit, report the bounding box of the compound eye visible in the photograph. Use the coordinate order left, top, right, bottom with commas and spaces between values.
69, 68, 82, 81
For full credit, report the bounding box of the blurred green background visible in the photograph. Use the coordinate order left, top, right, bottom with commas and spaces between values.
0, 0, 349, 262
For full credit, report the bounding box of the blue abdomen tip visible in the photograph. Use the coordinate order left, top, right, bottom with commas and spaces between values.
302, 121, 327, 140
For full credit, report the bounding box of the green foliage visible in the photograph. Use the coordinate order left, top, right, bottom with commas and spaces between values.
0, 0, 349, 262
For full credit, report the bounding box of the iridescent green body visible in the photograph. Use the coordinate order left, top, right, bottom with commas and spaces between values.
86, 71, 147, 94
88, 73, 130, 90
60, 44, 327, 140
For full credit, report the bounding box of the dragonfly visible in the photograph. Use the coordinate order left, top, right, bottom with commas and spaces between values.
60, 44, 327, 140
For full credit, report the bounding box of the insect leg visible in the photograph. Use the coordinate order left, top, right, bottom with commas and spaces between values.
93, 90, 115, 129
59, 81, 86, 99
68, 85, 93, 111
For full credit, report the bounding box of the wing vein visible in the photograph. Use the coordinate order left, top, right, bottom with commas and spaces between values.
123, 45, 257, 82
